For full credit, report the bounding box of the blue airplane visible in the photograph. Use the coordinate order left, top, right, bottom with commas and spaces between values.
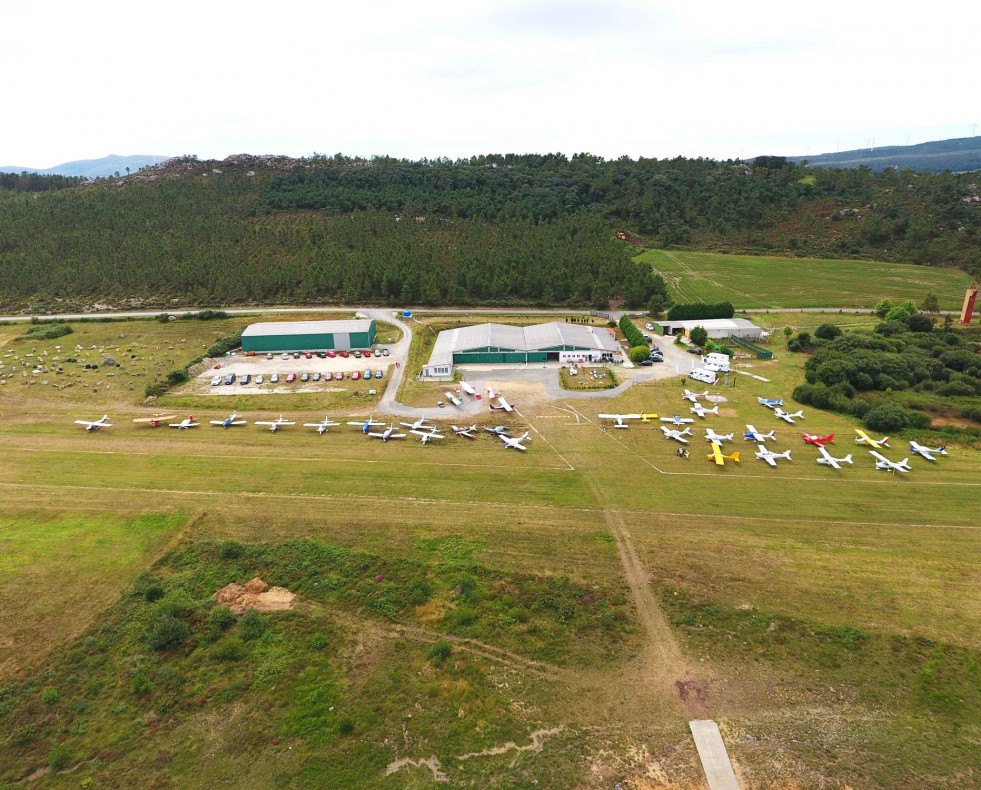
757, 396, 783, 409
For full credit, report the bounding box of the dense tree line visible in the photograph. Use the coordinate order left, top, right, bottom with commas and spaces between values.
0, 172, 81, 192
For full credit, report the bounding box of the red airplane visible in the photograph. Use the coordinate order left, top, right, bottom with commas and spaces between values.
802, 432, 834, 448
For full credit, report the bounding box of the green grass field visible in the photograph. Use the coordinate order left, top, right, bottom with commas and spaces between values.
2, 313, 981, 788
638, 249, 973, 309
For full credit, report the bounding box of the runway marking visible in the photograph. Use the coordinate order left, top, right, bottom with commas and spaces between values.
515, 409, 575, 471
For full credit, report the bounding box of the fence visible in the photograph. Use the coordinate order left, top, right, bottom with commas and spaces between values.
729, 335, 773, 360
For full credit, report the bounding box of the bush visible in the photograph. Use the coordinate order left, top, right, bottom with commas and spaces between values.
875, 320, 907, 336
240, 610, 269, 641
49, 744, 72, 772
211, 637, 246, 662
207, 606, 236, 632
907, 314, 934, 333
131, 671, 152, 696
40, 687, 59, 705
849, 397, 874, 418
144, 585, 165, 602
426, 639, 453, 665
455, 573, 479, 603
627, 345, 651, 363
219, 540, 245, 559
787, 332, 811, 352
337, 716, 355, 735
22, 324, 73, 340
792, 383, 815, 405
864, 403, 909, 433
874, 299, 893, 319
689, 326, 708, 347
618, 316, 646, 347
814, 323, 842, 340
309, 633, 330, 651
148, 615, 191, 651
144, 382, 167, 398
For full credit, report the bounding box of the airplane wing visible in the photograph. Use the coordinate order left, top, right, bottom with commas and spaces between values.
410, 429, 443, 439
367, 431, 387, 438
758, 447, 777, 467
169, 423, 184, 428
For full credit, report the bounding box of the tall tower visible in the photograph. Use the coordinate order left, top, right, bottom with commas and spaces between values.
960, 285, 978, 324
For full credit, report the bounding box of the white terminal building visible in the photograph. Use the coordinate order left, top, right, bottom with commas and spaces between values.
657, 318, 764, 340
421, 322, 621, 379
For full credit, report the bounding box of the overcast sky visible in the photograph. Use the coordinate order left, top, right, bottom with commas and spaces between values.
2, 0, 978, 167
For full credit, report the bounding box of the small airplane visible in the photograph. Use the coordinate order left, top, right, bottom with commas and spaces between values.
487, 386, 515, 413
451, 424, 478, 438
774, 408, 804, 424
411, 427, 445, 444
757, 397, 784, 409
346, 417, 386, 434
210, 411, 247, 428
706, 441, 740, 466
445, 392, 464, 407
854, 429, 889, 449
681, 388, 708, 402
169, 416, 200, 429
661, 425, 693, 444
598, 413, 642, 429
660, 414, 694, 426
460, 381, 478, 396
500, 431, 531, 451
484, 425, 512, 437
802, 432, 834, 449
255, 415, 296, 432
909, 440, 948, 462
74, 414, 112, 431
690, 403, 719, 418
133, 412, 177, 428
743, 424, 776, 443
870, 450, 912, 473
401, 418, 435, 432
755, 444, 792, 467
367, 424, 407, 442
816, 446, 853, 469
303, 415, 342, 435
704, 428, 734, 444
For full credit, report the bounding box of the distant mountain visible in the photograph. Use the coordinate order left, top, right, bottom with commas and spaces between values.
0, 154, 172, 178
788, 136, 981, 173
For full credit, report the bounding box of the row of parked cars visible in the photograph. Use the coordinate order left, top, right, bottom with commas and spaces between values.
263, 349, 389, 360
211, 369, 385, 386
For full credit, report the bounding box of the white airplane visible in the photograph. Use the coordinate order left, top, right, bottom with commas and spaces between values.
445, 392, 464, 407
704, 428, 734, 444
451, 424, 478, 438
755, 444, 792, 467
210, 411, 247, 428
411, 427, 445, 444
401, 418, 435, 432
255, 415, 296, 432
346, 417, 386, 434
598, 413, 642, 429
74, 414, 112, 431
303, 415, 342, 435
870, 450, 912, 473
757, 397, 783, 409
460, 381, 478, 396
909, 440, 948, 461
816, 446, 853, 469
660, 414, 694, 426
169, 416, 200, 429
661, 425, 693, 444
500, 431, 531, 451
487, 386, 515, 413
681, 388, 708, 402
774, 408, 804, 424
367, 424, 407, 442
484, 425, 512, 437
690, 403, 719, 418
743, 424, 776, 443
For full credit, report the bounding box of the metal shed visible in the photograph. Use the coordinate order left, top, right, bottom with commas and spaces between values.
241, 319, 377, 353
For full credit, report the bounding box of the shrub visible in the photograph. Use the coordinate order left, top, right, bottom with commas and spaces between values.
875, 320, 907, 336
148, 615, 191, 651
49, 744, 72, 772
408, 579, 433, 606
455, 573, 479, 603
240, 610, 269, 641
211, 638, 246, 662
627, 345, 651, 363
219, 540, 245, 559
874, 298, 893, 319
337, 716, 355, 735
309, 633, 330, 651
864, 403, 909, 433
144, 585, 165, 603
144, 382, 167, 398
814, 323, 842, 340
22, 324, 73, 340
787, 332, 811, 352
908, 411, 933, 430
131, 671, 152, 695
907, 314, 934, 333
165, 369, 189, 387
618, 316, 646, 347
849, 397, 874, 418
207, 606, 236, 632
40, 687, 59, 705
426, 639, 453, 665
792, 383, 815, 405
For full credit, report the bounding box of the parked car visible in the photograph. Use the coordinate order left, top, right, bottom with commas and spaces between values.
293, 351, 301, 359
375, 369, 383, 379
687, 347, 702, 354
639, 359, 653, 366
241, 373, 251, 385
316, 351, 327, 359
324, 371, 332, 381
211, 375, 222, 386
301, 372, 309, 382
326, 351, 337, 358
270, 373, 279, 383
339, 351, 349, 358
281, 352, 289, 360
335, 371, 343, 380
286, 372, 296, 383
266, 353, 273, 360
256, 374, 264, 384
224, 372, 236, 384
364, 368, 372, 378
645, 323, 654, 331
373, 348, 381, 357
382, 348, 389, 357
312, 372, 321, 381
353, 350, 362, 358
351, 371, 360, 380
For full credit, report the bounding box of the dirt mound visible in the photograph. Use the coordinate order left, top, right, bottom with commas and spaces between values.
212, 577, 294, 614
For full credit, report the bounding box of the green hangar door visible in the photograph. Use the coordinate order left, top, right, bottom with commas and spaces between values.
241, 319, 377, 353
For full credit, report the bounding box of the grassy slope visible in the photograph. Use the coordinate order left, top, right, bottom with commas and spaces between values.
639, 249, 973, 309
1, 316, 981, 787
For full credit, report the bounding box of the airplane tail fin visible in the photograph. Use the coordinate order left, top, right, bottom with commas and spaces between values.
843, 454, 853, 464
730, 452, 740, 463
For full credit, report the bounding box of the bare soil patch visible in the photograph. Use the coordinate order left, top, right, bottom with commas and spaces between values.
212, 577, 294, 614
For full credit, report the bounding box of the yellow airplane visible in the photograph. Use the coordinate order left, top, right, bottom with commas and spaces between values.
706, 441, 740, 466
854, 428, 890, 449
133, 412, 178, 428
639, 412, 659, 422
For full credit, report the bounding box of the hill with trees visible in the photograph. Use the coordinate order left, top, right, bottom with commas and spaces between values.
0, 151, 978, 310
787, 136, 981, 174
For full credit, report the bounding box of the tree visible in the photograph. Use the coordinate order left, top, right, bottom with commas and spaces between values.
874, 299, 893, 319
907, 314, 934, 333
689, 326, 708, 347
921, 292, 940, 313
628, 345, 652, 363
885, 300, 918, 324
863, 402, 909, 433
814, 323, 842, 340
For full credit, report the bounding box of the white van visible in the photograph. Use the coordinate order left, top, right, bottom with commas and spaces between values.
688, 368, 719, 384
702, 352, 731, 372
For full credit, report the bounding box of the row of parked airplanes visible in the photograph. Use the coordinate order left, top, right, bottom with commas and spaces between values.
597, 389, 949, 471
72, 413, 532, 450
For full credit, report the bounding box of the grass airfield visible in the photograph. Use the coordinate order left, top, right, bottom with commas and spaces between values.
1, 317, 981, 788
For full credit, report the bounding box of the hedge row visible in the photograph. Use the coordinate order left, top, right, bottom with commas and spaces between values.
619, 315, 647, 347
666, 301, 735, 321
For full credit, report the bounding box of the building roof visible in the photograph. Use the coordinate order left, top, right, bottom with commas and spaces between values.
428, 322, 619, 367
658, 318, 760, 331
242, 319, 375, 337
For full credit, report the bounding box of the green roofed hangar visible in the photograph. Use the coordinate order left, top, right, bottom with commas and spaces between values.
422, 322, 621, 378
241, 319, 377, 353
